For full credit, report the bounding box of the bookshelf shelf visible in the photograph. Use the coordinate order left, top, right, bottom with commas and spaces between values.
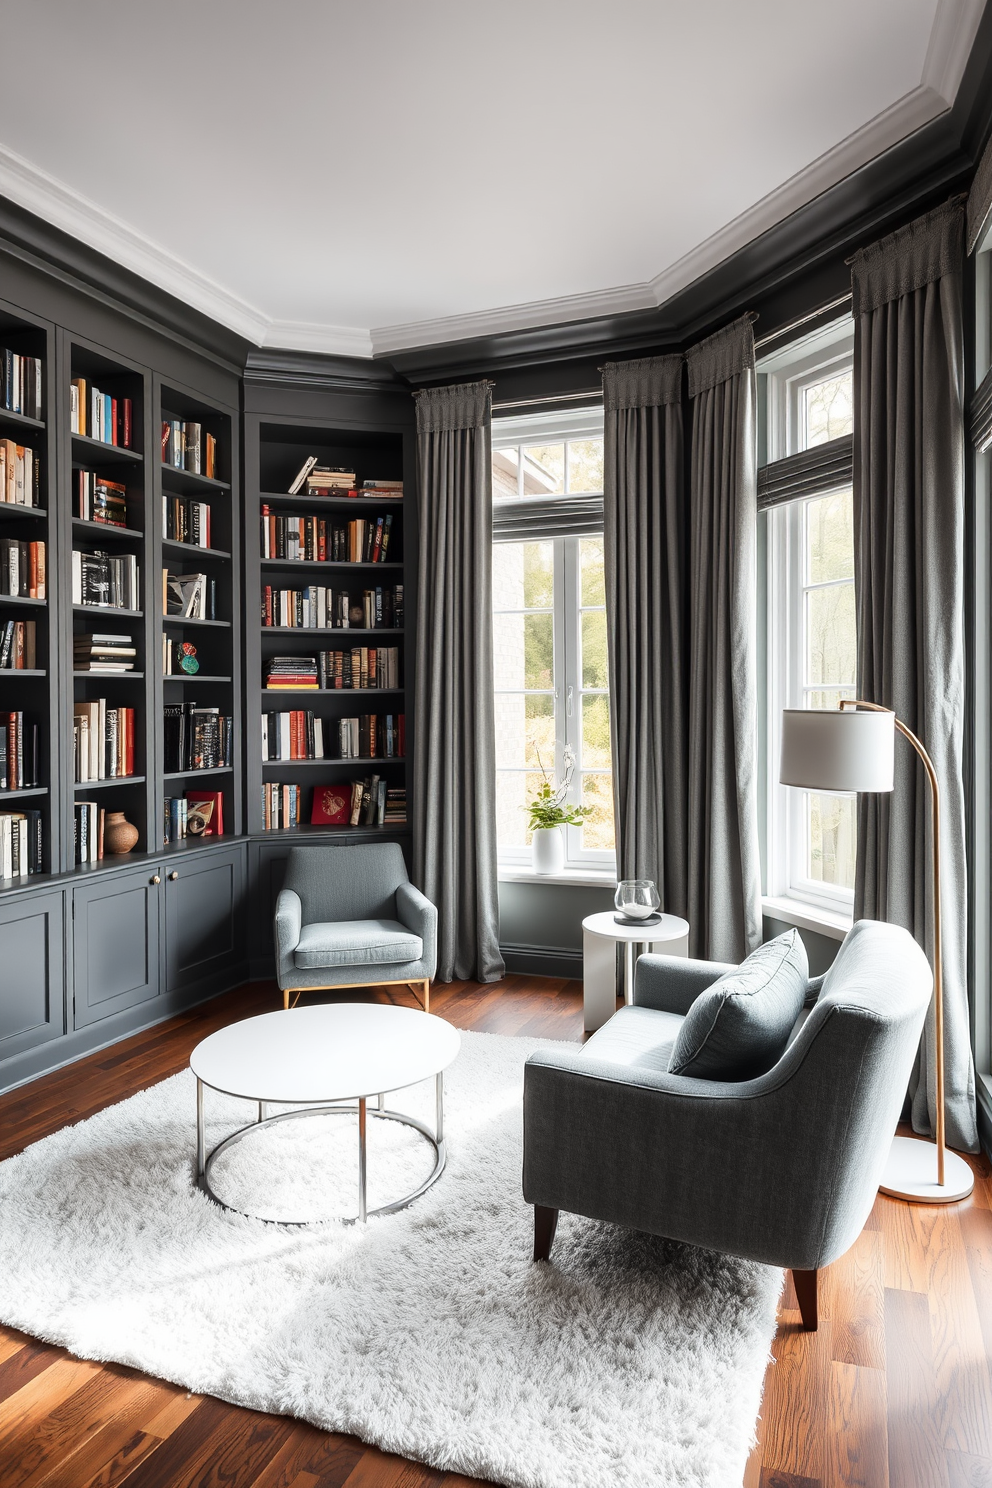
0, 786, 48, 800
163, 766, 233, 780
262, 687, 404, 697
0, 504, 46, 520
73, 776, 145, 791
260, 559, 402, 571
2, 669, 46, 677
160, 465, 230, 494
72, 519, 143, 542
0, 594, 46, 609
161, 540, 231, 560
260, 757, 405, 769
260, 626, 404, 637
73, 671, 144, 679
161, 615, 231, 629
163, 674, 232, 683
73, 605, 143, 618
71, 434, 143, 465
0, 408, 45, 433
258, 491, 404, 509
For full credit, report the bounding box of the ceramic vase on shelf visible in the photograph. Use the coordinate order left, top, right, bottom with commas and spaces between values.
532, 826, 564, 875
104, 812, 139, 855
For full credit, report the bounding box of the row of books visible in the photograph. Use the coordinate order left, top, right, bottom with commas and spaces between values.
0, 713, 40, 790
75, 632, 136, 673
161, 421, 218, 478
163, 790, 224, 843
72, 550, 139, 611
0, 440, 41, 505
74, 802, 122, 864
260, 510, 395, 564
163, 703, 233, 773
1, 350, 43, 420
163, 495, 212, 547
0, 620, 36, 670
0, 809, 43, 878
70, 381, 134, 448
73, 702, 136, 781
264, 647, 400, 691
76, 472, 129, 527
261, 584, 403, 630
288, 460, 403, 499
264, 779, 406, 829
0, 540, 46, 598
163, 570, 216, 620
261, 711, 405, 762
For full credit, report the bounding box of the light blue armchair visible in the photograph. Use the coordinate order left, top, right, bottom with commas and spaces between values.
523, 920, 932, 1329
274, 843, 437, 1012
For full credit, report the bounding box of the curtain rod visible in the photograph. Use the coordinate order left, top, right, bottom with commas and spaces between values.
754, 294, 852, 350
492, 389, 603, 412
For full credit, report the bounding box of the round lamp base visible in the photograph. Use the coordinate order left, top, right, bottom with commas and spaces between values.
878, 1133, 975, 1204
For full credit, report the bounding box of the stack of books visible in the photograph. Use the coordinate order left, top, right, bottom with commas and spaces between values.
0, 350, 43, 419
383, 786, 407, 824
74, 633, 136, 673
0, 620, 36, 670
0, 711, 40, 790
163, 790, 224, 842
163, 703, 233, 772
161, 420, 218, 478
163, 495, 212, 547
316, 646, 400, 690
260, 509, 394, 563
163, 570, 215, 619
0, 539, 46, 598
74, 802, 106, 864
73, 701, 136, 781
0, 441, 41, 505
264, 657, 318, 690
72, 550, 139, 610
260, 584, 403, 629
261, 781, 303, 830
261, 711, 404, 761
0, 807, 42, 877
76, 472, 128, 527
70, 381, 133, 447
288, 459, 355, 495
360, 479, 403, 498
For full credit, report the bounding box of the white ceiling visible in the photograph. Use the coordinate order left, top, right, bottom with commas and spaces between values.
0, 1, 983, 357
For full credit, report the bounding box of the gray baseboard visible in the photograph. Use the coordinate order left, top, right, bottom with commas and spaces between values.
499, 943, 583, 979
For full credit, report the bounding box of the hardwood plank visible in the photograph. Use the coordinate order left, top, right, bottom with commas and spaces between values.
0, 1343, 67, 1409
31, 1379, 174, 1488
884, 1287, 949, 1488
913, 1207, 992, 1457
824, 1361, 887, 1488
758, 1469, 822, 1487
0, 1364, 132, 1488
340, 1448, 446, 1488
117, 1396, 293, 1488
826, 1229, 886, 1371
248, 1426, 364, 1488
946, 1449, 992, 1486
755, 1315, 832, 1481
76, 1430, 163, 1488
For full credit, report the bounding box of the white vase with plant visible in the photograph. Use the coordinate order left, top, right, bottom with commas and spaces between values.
527, 749, 593, 875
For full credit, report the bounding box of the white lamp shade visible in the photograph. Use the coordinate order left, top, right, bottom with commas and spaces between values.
779, 708, 895, 793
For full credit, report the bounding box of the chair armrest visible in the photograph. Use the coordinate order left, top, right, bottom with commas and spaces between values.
633, 953, 736, 1014
274, 888, 302, 987
395, 881, 437, 977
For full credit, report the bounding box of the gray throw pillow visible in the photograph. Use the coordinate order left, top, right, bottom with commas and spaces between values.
667, 928, 809, 1081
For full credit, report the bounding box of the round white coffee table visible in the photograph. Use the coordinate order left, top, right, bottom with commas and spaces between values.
190, 1003, 461, 1225
581, 910, 690, 1032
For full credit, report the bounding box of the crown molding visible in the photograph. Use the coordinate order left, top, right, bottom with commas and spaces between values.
923, 0, 986, 99
260, 320, 375, 359
244, 347, 411, 394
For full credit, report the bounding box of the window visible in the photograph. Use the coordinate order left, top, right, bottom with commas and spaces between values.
491, 410, 615, 870
761, 322, 856, 917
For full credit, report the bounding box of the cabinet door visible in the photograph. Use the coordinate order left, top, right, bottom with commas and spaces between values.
0, 890, 65, 1061
73, 867, 162, 1028
165, 844, 246, 995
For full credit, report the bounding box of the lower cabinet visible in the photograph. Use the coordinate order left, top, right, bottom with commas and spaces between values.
72, 865, 163, 1028
0, 890, 65, 1061
165, 844, 245, 995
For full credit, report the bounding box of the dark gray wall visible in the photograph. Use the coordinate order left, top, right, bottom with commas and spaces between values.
763, 916, 841, 975
498, 880, 614, 976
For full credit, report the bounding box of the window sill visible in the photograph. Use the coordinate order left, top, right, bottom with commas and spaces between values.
761, 895, 852, 942
498, 864, 617, 889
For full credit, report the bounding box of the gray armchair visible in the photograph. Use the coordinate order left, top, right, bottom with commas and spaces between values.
274, 843, 437, 1012
523, 919, 932, 1329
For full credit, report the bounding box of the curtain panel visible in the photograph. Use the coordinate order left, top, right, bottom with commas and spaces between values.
412, 380, 504, 983
851, 199, 978, 1153
602, 355, 688, 914
967, 131, 992, 254
685, 318, 763, 963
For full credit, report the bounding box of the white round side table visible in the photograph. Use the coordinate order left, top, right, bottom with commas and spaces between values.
581, 910, 690, 1032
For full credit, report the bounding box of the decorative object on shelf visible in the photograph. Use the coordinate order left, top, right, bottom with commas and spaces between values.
526, 749, 593, 876
103, 811, 139, 855
779, 702, 975, 1204
179, 642, 199, 675
614, 879, 661, 926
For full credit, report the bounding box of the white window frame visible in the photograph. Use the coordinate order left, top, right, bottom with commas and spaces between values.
761, 321, 856, 919
491, 409, 615, 872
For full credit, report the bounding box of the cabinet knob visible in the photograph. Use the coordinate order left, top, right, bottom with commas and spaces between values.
169, 871, 179, 881
150, 874, 161, 885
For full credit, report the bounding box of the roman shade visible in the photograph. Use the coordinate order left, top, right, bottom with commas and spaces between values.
756, 433, 853, 511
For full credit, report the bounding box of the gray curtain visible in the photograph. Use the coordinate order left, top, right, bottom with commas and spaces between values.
602, 355, 687, 917
686, 317, 763, 963
413, 381, 504, 983
851, 200, 978, 1153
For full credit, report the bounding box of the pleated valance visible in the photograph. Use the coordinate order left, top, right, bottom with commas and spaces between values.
851, 200, 963, 316
414, 380, 493, 433
686, 315, 756, 398
968, 131, 992, 254
602, 355, 682, 411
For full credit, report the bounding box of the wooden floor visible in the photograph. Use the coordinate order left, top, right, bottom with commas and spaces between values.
0, 975, 989, 1488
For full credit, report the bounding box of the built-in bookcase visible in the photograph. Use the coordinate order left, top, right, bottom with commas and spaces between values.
155, 378, 241, 845
244, 417, 412, 838
0, 301, 58, 876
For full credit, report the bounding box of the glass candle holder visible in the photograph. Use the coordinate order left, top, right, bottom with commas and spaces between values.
614, 879, 661, 924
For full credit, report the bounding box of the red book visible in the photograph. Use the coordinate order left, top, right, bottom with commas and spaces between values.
126, 708, 135, 776
310, 784, 351, 825
185, 790, 224, 836
111, 398, 118, 447
161, 422, 170, 462
122, 399, 132, 449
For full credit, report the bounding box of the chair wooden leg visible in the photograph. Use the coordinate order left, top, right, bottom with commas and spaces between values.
410, 980, 430, 1013
282, 987, 289, 1011
423, 979, 430, 1014
533, 1205, 559, 1262
792, 1267, 818, 1331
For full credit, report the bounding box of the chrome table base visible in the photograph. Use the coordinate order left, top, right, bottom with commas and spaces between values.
196, 1071, 446, 1226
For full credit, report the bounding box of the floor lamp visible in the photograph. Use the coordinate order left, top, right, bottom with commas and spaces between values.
779, 702, 974, 1204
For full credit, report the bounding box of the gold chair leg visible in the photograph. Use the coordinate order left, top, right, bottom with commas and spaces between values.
423, 979, 430, 1014
282, 987, 289, 1011
409, 980, 430, 1012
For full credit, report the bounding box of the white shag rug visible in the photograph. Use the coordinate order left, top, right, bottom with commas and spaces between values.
0, 1029, 781, 1488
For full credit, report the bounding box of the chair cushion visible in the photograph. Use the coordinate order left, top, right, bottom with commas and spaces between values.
582, 1006, 685, 1073
667, 928, 809, 1080
294, 919, 423, 970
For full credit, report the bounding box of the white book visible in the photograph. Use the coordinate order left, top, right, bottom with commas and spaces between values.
313, 717, 324, 759
278, 712, 290, 760
260, 714, 268, 760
